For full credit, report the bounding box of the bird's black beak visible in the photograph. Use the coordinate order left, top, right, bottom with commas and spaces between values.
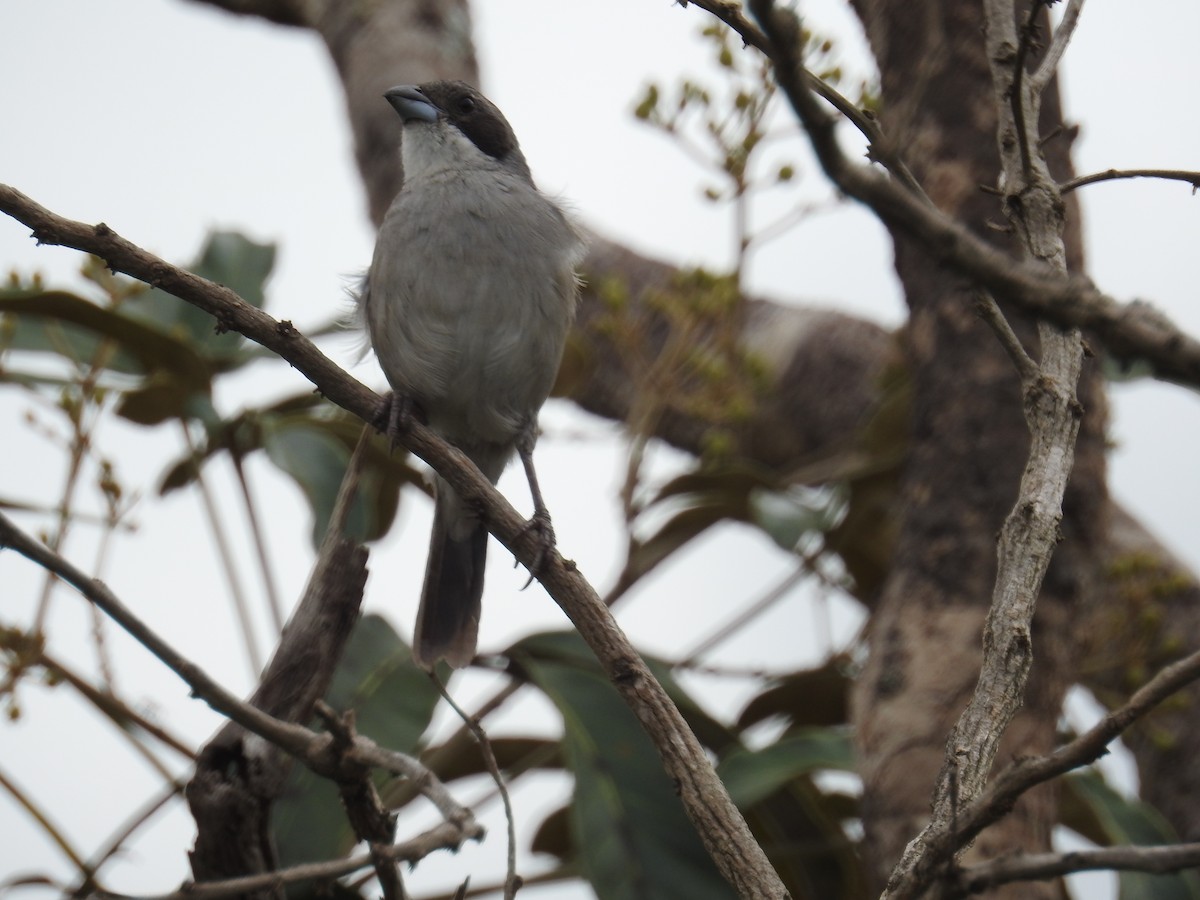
384, 85, 439, 124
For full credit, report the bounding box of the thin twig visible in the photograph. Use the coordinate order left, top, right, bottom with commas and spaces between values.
91, 820, 480, 900
74, 784, 183, 891
873, 0, 1087, 893
0, 512, 307, 753
87, 515, 121, 691
717, 1, 1092, 897
0, 765, 89, 871
974, 291, 1040, 383
1030, 0, 1086, 94
685, 0, 929, 199
1060, 167, 1200, 194
651, 17, 1200, 389
433, 675, 522, 900
1008, 0, 1045, 178
679, 563, 806, 664
230, 451, 285, 634
415, 680, 524, 785
38, 652, 191, 808
955, 842, 1200, 893
324, 423, 372, 543
179, 421, 263, 677
0, 510, 475, 829
887, 644, 1200, 896
39, 650, 196, 760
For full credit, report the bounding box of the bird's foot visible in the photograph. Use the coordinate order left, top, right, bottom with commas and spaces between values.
373, 391, 425, 454
516, 506, 556, 589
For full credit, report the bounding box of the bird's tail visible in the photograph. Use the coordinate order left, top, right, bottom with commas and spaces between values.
413, 479, 487, 669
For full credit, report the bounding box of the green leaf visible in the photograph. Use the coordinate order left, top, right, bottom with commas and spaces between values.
737, 658, 851, 731
749, 484, 847, 552
510, 631, 737, 900
628, 463, 780, 577
122, 230, 275, 366
718, 728, 855, 808
0, 289, 212, 382
0, 288, 220, 425
115, 372, 221, 426
158, 397, 419, 545
273, 615, 440, 869
262, 415, 402, 547
326, 614, 441, 751
0, 290, 138, 373
531, 804, 573, 860
724, 729, 865, 899
158, 393, 327, 494
1064, 770, 1200, 900
421, 736, 563, 785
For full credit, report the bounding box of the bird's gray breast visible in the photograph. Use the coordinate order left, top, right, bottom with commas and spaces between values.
366, 168, 580, 447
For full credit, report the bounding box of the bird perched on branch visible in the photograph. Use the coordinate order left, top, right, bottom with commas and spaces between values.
358, 80, 585, 670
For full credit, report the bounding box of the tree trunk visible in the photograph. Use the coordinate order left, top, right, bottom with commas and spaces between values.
846, 1, 1108, 893
188, 0, 1200, 878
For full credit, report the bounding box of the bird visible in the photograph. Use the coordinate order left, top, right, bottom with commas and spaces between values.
358, 80, 585, 670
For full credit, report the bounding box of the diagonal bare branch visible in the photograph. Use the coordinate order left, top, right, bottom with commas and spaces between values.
0, 510, 477, 830
0, 184, 787, 899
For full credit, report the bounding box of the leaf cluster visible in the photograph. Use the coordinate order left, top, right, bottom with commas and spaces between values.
1, 233, 417, 547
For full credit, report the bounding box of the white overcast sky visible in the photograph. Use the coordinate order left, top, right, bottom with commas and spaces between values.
1, 1, 1197, 898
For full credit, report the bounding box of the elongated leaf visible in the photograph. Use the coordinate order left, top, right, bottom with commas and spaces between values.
326, 614, 441, 751
423, 736, 562, 786
122, 231, 275, 366
627, 464, 780, 580
273, 615, 440, 869
718, 728, 854, 808
1065, 770, 1200, 900
158, 398, 418, 546
510, 631, 737, 900
737, 658, 851, 731
0, 290, 212, 383
262, 415, 402, 547
722, 728, 864, 899
749, 484, 847, 552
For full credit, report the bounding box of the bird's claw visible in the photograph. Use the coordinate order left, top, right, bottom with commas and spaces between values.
516, 507, 556, 589
373, 391, 423, 454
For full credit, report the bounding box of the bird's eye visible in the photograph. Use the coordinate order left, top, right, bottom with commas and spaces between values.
457, 96, 476, 114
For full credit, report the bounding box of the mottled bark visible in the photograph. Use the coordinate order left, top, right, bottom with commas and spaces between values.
846, 1, 1107, 895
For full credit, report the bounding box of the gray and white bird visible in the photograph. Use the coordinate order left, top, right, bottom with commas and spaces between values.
359, 80, 585, 670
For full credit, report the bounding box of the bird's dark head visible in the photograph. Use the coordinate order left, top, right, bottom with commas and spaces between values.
384, 81, 530, 179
